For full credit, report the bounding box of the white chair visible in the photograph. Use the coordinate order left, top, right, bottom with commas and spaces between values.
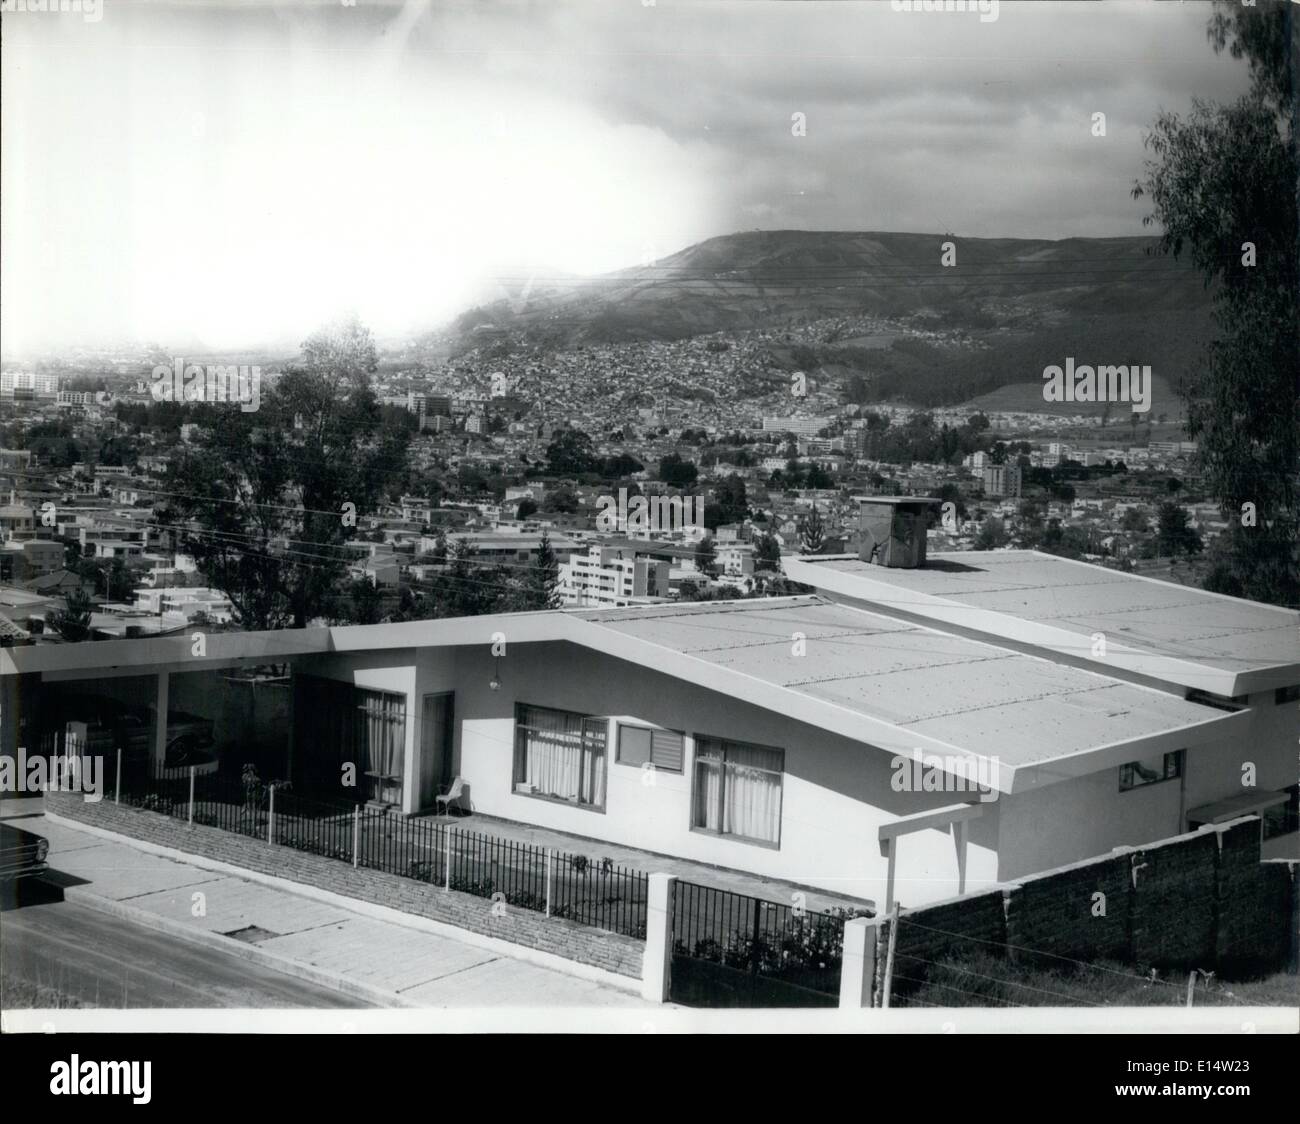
435, 777, 469, 817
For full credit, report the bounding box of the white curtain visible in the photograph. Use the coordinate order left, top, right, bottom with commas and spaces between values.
517, 706, 606, 806
358, 691, 405, 803
696, 738, 783, 844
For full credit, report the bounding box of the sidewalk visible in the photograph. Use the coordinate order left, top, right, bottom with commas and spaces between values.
28, 816, 647, 1009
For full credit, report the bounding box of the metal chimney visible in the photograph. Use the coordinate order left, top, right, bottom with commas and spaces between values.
855, 495, 942, 568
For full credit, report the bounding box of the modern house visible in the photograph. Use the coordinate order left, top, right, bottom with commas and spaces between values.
5, 582, 1296, 912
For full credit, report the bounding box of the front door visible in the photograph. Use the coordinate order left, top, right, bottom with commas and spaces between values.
418, 693, 454, 810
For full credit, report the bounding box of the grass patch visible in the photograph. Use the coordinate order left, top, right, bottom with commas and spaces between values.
893, 950, 1300, 1008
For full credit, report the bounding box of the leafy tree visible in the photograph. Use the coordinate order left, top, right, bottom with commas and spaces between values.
694, 534, 718, 578
169, 315, 406, 630
1157, 501, 1204, 558
49, 588, 94, 642
659, 452, 699, 488
546, 428, 598, 476
1132, 0, 1298, 606
754, 532, 783, 573
1121, 506, 1151, 533
974, 516, 1009, 551
516, 497, 539, 520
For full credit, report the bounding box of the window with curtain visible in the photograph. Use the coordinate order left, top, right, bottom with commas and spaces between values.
1118, 748, 1183, 792
356, 689, 406, 805
513, 704, 607, 809
692, 736, 784, 846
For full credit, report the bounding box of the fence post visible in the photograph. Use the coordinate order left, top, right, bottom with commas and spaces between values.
1185, 970, 1196, 1008
115, 749, 121, 806
839, 916, 880, 1009
880, 906, 900, 1009
352, 805, 360, 868
444, 828, 452, 891
267, 784, 275, 844
641, 873, 676, 1003
545, 848, 554, 917
187, 766, 195, 825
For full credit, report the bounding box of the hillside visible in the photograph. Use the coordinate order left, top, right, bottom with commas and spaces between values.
439, 230, 1217, 411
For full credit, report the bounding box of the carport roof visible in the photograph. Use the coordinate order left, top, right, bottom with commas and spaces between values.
2, 596, 1245, 793
785, 551, 1300, 697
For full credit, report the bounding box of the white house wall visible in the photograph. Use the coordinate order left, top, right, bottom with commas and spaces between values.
412, 640, 1000, 907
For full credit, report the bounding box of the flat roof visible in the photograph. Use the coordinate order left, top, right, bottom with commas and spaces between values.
2, 596, 1246, 793
785, 551, 1300, 697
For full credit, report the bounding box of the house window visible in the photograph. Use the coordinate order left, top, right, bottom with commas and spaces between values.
1275, 685, 1300, 706
1119, 749, 1184, 792
692, 736, 784, 846
617, 724, 684, 772
513, 704, 607, 809
1262, 784, 1300, 841
357, 689, 406, 806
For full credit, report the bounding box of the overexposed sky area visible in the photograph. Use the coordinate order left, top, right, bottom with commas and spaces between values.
0, 0, 1251, 355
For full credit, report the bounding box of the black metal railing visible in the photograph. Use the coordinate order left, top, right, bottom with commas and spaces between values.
669, 878, 865, 1006
113, 760, 648, 938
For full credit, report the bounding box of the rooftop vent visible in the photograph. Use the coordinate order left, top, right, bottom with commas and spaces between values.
855, 496, 942, 569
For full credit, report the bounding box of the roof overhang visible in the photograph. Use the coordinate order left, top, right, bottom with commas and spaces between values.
785, 554, 1300, 698
2, 600, 1251, 795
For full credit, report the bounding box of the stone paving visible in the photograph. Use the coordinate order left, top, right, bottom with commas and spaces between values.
28, 816, 646, 1009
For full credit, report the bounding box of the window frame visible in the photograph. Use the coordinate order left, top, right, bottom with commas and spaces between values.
615, 722, 685, 774
1118, 748, 1185, 793
689, 733, 785, 849
511, 702, 609, 813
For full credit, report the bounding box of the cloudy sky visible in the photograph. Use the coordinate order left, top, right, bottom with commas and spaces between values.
1, 0, 1251, 355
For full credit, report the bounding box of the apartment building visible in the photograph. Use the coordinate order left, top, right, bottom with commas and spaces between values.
558, 544, 670, 607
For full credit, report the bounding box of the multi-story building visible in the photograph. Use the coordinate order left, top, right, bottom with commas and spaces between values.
558, 544, 670, 607
982, 463, 1022, 499
762, 416, 830, 438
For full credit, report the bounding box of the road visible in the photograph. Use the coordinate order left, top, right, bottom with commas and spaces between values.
1, 879, 369, 1009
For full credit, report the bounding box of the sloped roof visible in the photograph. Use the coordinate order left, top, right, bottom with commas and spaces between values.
786, 551, 1300, 696
2, 595, 1246, 793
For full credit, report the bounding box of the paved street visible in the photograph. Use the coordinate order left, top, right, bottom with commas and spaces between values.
0, 815, 645, 1010
1, 883, 365, 1009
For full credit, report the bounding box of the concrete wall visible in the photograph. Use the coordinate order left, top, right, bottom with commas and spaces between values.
997, 704, 1296, 882
887, 816, 1297, 1003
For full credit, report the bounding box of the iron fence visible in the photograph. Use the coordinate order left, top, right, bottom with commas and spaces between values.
113, 761, 648, 938
669, 878, 866, 1006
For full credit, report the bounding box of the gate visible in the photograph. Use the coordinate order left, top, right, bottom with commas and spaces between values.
668, 879, 850, 1008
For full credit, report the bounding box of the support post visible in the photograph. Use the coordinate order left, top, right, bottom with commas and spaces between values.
880, 906, 900, 1009
352, 805, 360, 868
883, 837, 897, 915
267, 783, 275, 844
1185, 971, 1196, 1008
187, 765, 195, 825
444, 829, 452, 890
954, 818, 968, 896
545, 847, 554, 917
641, 873, 676, 1003
153, 671, 170, 770
115, 748, 121, 806
839, 916, 880, 1009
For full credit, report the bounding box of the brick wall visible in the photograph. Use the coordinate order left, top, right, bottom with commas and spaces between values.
47, 791, 645, 979
888, 816, 1298, 999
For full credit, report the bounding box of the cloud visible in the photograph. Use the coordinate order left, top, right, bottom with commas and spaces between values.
0, 0, 1253, 353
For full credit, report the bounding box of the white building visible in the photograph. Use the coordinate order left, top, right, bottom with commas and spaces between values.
558, 544, 670, 607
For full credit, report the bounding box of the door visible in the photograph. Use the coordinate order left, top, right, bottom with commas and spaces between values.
418, 693, 454, 810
